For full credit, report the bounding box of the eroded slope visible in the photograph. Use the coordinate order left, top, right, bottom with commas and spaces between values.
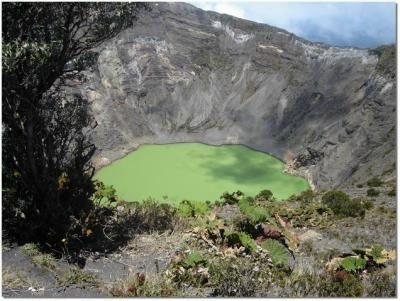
71, 2, 395, 189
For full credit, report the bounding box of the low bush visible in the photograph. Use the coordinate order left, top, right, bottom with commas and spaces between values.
388, 188, 396, 197
367, 188, 380, 197
110, 272, 180, 297
367, 177, 383, 187
209, 257, 268, 297
289, 189, 315, 203
322, 191, 365, 218
365, 272, 396, 297
220, 191, 243, 205
255, 189, 273, 201
353, 197, 373, 210
283, 272, 364, 297
317, 273, 364, 297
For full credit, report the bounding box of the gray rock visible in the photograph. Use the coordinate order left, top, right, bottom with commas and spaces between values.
68, 2, 395, 189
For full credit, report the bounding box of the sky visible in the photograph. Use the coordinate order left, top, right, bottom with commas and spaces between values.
189, 2, 396, 48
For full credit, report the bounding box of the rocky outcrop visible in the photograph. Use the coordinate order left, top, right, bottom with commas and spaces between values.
72, 2, 395, 189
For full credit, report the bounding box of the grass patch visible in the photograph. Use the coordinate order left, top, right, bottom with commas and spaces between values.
57, 268, 97, 287
21, 243, 57, 269
109, 272, 181, 297
2, 267, 39, 289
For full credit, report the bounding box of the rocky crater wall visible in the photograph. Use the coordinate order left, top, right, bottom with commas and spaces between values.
69, 3, 396, 190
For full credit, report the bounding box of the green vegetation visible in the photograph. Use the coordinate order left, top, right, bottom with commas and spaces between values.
238, 197, 271, 224
2, 2, 148, 251
21, 243, 57, 269
220, 191, 244, 204
226, 231, 257, 253
255, 189, 274, 201
290, 189, 315, 203
261, 239, 290, 267
57, 268, 97, 287
340, 256, 367, 272
95, 143, 309, 203
367, 188, 380, 197
322, 191, 366, 218
178, 251, 208, 269
369, 44, 396, 79
6, 187, 396, 297
367, 177, 383, 187
208, 257, 267, 297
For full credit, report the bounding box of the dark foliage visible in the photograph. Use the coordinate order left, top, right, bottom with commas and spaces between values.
322, 191, 365, 218
367, 177, 383, 187
255, 189, 273, 201
367, 188, 380, 197
2, 2, 148, 248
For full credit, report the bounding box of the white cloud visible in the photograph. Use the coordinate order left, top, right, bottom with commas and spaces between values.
213, 3, 245, 19
189, 2, 395, 48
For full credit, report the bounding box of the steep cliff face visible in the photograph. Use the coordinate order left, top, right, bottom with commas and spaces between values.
75, 2, 395, 189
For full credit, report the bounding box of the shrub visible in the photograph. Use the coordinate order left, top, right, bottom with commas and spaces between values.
296, 189, 315, 203
255, 189, 273, 201
126, 200, 177, 232
92, 180, 119, 206
209, 257, 265, 297
110, 272, 180, 297
367, 188, 380, 197
388, 188, 396, 197
64, 199, 177, 256
365, 272, 396, 297
220, 191, 243, 205
352, 197, 373, 210
362, 199, 374, 210
356, 184, 363, 188
322, 191, 365, 218
283, 272, 364, 297
367, 177, 383, 187
318, 274, 364, 297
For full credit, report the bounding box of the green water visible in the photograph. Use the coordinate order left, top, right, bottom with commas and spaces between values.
95, 143, 309, 204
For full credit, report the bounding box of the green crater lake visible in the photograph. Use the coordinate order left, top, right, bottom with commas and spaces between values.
95, 143, 309, 204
